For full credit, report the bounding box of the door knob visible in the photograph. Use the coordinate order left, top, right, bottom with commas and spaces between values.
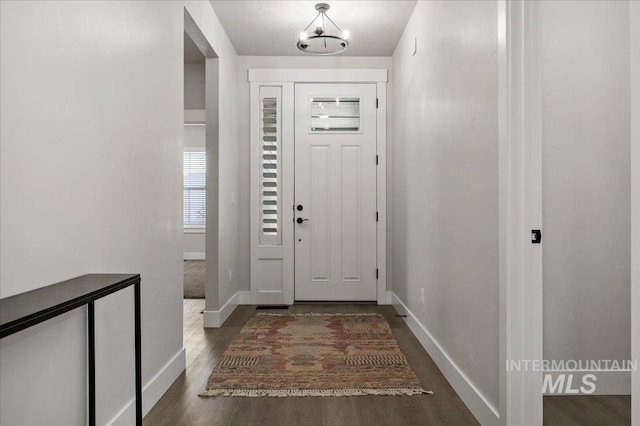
296, 217, 309, 224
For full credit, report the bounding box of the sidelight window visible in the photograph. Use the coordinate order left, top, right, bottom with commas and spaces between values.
260, 87, 282, 245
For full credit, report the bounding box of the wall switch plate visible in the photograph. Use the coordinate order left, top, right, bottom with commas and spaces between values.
231, 191, 236, 205
228, 269, 232, 284
412, 36, 417, 56
420, 288, 425, 305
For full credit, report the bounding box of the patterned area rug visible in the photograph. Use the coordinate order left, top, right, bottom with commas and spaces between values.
200, 313, 431, 397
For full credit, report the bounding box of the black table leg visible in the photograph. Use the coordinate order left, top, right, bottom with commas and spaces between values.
135, 282, 142, 425
88, 301, 96, 426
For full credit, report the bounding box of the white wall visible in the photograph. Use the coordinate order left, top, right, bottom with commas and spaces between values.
182, 1, 239, 316
236, 55, 393, 294
204, 40, 238, 313
391, 0, 499, 422
632, 0, 640, 418
541, 0, 631, 393
0, 1, 238, 424
184, 62, 205, 110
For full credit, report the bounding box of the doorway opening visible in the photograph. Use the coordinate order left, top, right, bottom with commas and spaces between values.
183, 10, 219, 354
183, 31, 206, 299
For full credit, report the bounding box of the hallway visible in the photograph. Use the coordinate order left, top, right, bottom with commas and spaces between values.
145, 301, 478, 426
0, 1, 637, 424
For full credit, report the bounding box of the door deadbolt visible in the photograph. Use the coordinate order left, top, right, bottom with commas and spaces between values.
296, 205, 304, 211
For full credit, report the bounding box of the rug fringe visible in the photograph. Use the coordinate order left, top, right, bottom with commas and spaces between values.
255, 312, 384, 317
199, 388, 433, 398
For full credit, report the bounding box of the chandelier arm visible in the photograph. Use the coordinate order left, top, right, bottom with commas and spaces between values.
302, 12, 321, 33
323, 13, 343, 33
320, 11, 326, 46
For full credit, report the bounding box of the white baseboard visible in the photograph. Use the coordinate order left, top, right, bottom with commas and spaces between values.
108, 347, 186, 425
543, 370, 630, 395
184, 252, 205, 260
237, 291, 393, 305
238, 291, 251, 304
203, 292, 239, 328
391, 293, 499, 426
238, 290, 284, 305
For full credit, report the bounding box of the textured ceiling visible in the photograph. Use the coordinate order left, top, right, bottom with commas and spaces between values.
209, 1, 416, 56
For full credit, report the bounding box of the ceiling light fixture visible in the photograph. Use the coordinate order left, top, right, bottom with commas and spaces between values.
297, 3, 350, 55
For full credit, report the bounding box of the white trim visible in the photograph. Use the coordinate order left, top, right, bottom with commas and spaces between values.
184, 109, 205, 124
107, 348, 186, 426
238, 290, 284, 305
523, 1, 544, 422
184, 252, 205, 260
248, 68, 387, 83
631, 1, 640, 423
250, 71, 388, 306
499, 1, 544, 424
203, 292, 239, 328
497, 1, 508, 423
238, 290, 251, 305
391, 293, 500, 425
249, 81, 260, 300
240, 289, 398, 306
282, 82, 295, 305
376, 81, 388, 305
184, 227, 205, 234
183, 147, 206, 153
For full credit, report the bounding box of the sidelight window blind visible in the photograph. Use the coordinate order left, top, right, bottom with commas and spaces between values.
259, 87, 282, 245
184, 151, 206, 227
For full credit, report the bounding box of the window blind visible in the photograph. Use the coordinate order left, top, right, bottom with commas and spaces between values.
259, 87, 282, 245
184, 151, 206, 227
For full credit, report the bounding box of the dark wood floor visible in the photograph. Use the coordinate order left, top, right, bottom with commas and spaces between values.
145, 300, 479, 426
145, 300, 632, 425
544, 395, 630, 425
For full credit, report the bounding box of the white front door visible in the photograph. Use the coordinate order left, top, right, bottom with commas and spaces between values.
294, 83, 378, 301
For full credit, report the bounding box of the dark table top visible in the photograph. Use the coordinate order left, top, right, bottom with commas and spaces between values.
0, 273, 140, 338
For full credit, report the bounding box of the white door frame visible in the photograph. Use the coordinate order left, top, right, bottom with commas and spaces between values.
499, 0, 544, 424
631, 2, 640, 423
249, 69, 388, 305
504, 1, 640, 424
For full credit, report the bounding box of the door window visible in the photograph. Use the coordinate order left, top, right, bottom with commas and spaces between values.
309, 97, 361, 132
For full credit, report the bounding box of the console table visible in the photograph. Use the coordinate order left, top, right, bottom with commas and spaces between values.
0, 274, 142, 426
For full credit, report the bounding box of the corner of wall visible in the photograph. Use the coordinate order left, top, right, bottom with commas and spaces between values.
203, 291, 239, 328
108, 348, 186, 426
391, 293, 500, 425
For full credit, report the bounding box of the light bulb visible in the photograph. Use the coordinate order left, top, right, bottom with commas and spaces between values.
299, 32, 308, 41
342, 30, 350, 40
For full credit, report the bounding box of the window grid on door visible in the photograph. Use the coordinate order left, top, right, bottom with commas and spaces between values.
259, 86, 282, 245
